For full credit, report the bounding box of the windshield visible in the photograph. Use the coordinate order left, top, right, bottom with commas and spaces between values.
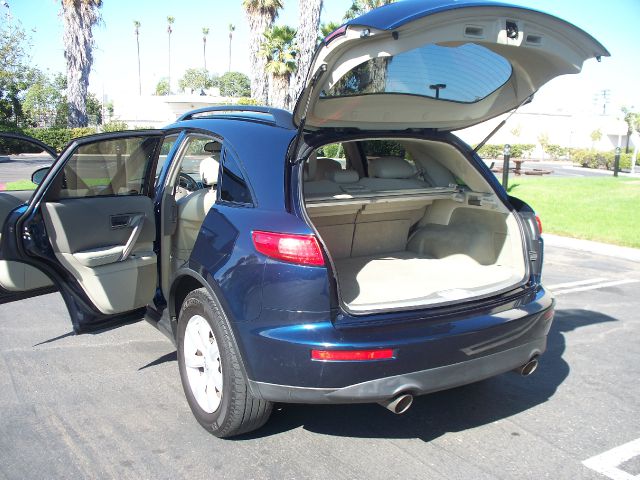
322, 43, 512, 104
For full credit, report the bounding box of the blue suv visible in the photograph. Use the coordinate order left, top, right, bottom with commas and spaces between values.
0, 1, 607, 437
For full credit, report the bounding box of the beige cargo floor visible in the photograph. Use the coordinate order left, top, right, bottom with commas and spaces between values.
334, 251, 522, 310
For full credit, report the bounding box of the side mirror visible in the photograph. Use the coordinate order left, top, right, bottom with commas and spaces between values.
31, 167, 49, 186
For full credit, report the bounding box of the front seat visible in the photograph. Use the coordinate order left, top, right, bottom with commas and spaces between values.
173, 157, 219, 263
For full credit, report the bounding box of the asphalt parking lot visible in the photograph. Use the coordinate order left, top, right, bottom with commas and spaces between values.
1, 243, 639, 479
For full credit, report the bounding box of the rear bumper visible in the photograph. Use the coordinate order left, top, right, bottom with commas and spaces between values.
249, 337, 546, 403
239, 287, 554, 401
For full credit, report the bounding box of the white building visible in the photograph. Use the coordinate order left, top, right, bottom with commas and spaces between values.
111, 91, 243, 129
456, 107, 630, 157
112, 95, 632, 158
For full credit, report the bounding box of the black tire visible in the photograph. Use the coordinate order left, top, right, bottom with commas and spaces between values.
177, 288, 273, 438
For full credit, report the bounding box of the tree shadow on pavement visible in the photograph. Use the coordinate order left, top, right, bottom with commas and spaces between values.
239, 308, 616, 442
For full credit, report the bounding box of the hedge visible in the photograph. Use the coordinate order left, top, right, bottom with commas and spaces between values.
570, 148, 637, 170
0, 122, 130, 153
476, 144, 535, 159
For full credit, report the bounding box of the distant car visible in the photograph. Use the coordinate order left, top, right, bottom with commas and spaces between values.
0, 1, 607, 437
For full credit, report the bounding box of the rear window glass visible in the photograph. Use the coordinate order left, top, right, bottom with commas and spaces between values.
322, 43, 512, 103
219, 149, 252, 205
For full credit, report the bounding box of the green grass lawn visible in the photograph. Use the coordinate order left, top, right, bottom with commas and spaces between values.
507, 177, 640, 248
3, 180, 36, 190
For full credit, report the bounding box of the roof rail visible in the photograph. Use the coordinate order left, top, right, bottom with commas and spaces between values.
177, 105, 293, 129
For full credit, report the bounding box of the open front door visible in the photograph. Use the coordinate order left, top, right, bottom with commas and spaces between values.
0, 133, 58, 303
1, 131, 166, 332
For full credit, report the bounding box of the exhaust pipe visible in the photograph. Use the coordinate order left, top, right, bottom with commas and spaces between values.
378, 393, 414, 414
515, 357, 539, 376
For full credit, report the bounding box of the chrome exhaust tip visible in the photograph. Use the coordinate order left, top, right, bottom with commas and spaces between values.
515, 357, 539, 376
378, 393, 414, 414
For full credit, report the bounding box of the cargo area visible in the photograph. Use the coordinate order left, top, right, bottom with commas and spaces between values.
303, 139, 528, 312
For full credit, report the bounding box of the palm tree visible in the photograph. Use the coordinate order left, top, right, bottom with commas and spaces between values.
320, 21, 341, 40
167, 16, 175, 94
344, 0, 395, 20
133, 20, 141, 95
60, 0, 102, 127
290, 0, 322, 104
242, 0, 283, 104
260, 25, 297, 110
202, 27, 209, 71
227, 24, 235, 73
342, 0, 396, 94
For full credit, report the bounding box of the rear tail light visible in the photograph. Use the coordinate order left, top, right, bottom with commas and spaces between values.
252, 231, 325, 266
535, 215, 543, 234
311, 349, 395, 361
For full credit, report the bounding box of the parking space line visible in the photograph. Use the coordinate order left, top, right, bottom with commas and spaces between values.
546, 278, 608, 290
554, 279, 639, 295
583, 438, 640, 480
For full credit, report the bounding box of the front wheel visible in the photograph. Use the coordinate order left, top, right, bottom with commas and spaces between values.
177, 288, 273, 437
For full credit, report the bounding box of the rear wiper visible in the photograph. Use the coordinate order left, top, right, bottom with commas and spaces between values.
473, 94, 534, 153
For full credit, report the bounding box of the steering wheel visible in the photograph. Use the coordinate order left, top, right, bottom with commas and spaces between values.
178, 172, 199, 192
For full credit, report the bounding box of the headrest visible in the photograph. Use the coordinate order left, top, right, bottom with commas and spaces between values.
317, 157, 342, 180
328, 169, 359, 184
199, 157, 219, 186
369, 156, 416, 179
304, 152, 318, 181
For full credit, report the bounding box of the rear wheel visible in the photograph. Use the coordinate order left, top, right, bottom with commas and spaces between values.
177, 288, 273, 437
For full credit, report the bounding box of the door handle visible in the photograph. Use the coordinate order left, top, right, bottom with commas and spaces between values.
110, 214, 132, 229
118, 213, 145, 262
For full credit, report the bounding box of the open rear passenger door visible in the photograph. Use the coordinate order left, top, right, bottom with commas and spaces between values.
1, 131, 166, 332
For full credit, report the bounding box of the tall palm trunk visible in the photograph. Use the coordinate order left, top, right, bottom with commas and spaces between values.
167, 16, 175, 94
291, 0, 322, 104
269, 74, 291, 111
245, 12, 273, 104
203, 39, 207, 70
61, 0, 102, 127
202, 27, 209, 71
134, 21, 141, 95
228, 24, 235, 73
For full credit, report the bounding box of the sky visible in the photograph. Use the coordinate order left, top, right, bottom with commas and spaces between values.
3, 0, 640, 118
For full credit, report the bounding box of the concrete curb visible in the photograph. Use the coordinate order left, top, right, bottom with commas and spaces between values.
544, 234, 640, 262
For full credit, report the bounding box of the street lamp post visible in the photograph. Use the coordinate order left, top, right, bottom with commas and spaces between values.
613, 146, 621, 177
502, 144, 511, 189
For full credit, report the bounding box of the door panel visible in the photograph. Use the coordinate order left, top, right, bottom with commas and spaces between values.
0, 136, 56, 295
41, 195, 157, 315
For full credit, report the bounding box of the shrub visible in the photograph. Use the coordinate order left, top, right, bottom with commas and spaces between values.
236, 97, 258, 106
319, 143, 344, 158
102, 121, 128, 132
569, 149, 636, 171
510, 144, 535, 158
476, 144, 534, 159
545, 144, 569, 160
24, 128, 78, 152
477, 144, 502, 159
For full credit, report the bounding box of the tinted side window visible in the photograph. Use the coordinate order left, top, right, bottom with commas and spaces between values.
219, 149, 251, 205
57, 136, 161, 199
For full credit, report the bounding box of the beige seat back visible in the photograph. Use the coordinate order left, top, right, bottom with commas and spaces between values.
173, 157, 218, 263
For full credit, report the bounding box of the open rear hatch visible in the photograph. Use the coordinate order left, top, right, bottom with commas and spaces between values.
293, 1, 609, 131
294, 2, 606, 313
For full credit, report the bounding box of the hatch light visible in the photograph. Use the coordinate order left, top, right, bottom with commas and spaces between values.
535, 215, 543, 234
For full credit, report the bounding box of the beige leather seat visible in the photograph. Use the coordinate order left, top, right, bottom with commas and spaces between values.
173, 157, 218, 263
360, 156, 431, 190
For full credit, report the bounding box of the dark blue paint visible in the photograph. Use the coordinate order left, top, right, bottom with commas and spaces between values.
150, 113, 554, 393
4, 0, 568, 393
